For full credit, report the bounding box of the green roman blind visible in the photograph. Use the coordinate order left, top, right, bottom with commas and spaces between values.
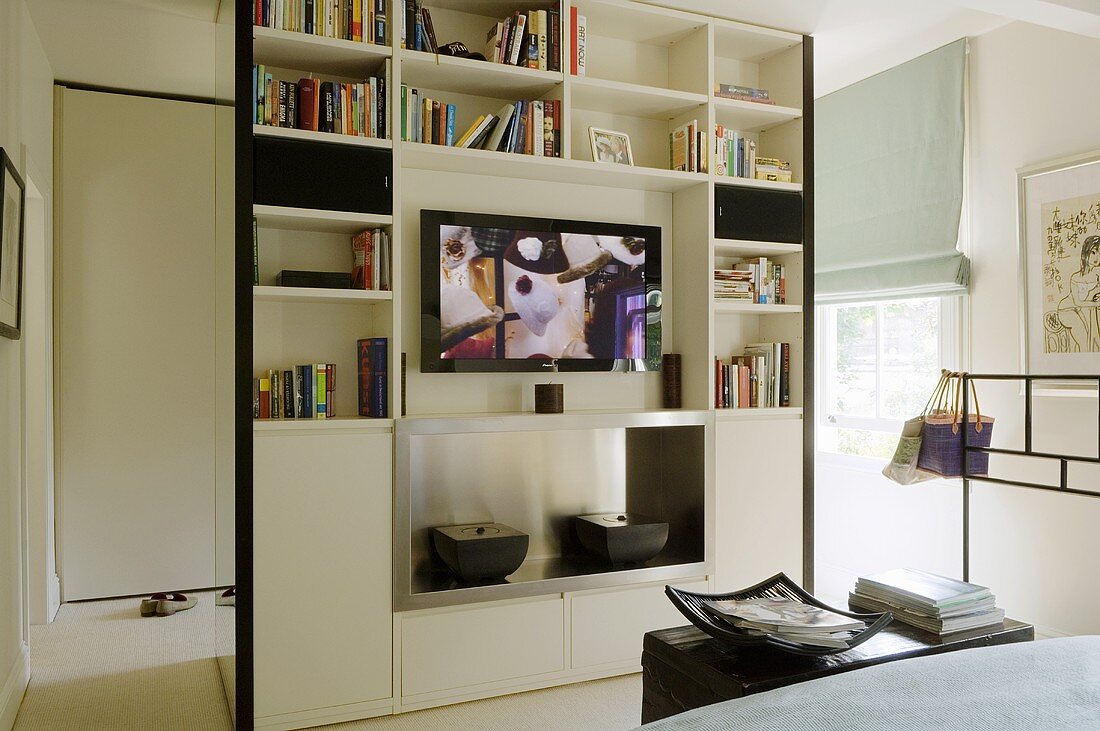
815, 39, 969, 303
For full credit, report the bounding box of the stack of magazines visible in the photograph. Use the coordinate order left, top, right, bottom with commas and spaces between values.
849, 568, 1005, 635
701, 596, 866, 649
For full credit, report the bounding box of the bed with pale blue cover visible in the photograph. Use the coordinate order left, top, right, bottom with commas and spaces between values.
636, 636, 1100, 730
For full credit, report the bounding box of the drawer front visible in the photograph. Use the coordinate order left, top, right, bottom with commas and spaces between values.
570, 579, 709, 670
254, 136, 392, 214
401, 596, 565, 697
714, 184, 803, 243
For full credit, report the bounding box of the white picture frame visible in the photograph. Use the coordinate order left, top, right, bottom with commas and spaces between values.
1017, 150, 1100, 390
588, 127, 634, 166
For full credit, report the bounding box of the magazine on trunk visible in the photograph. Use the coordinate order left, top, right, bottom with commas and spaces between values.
701, 597, 866, 634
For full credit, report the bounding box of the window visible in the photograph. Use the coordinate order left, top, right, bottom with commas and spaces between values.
818, 297, 960, 460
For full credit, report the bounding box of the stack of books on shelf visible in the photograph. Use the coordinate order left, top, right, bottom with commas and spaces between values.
701, 596, 865, 649
849, 569, 1006, 636
483, 6, 562, 71
400, 89, 561, 157
400, 2, 562, 73
714, 83, 775, 105
714, 258, 786, 304
670, 120, 707, 173
714, 342, 790, 409
755, 157, 793, 183
255, 0, 387, 44
357, 338, 389, 417
254, 364, 336, 420
253, 65, 389, 139
351, 228, 392, 290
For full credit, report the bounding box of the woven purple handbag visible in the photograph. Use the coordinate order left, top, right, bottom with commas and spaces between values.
917, 374, 994, 478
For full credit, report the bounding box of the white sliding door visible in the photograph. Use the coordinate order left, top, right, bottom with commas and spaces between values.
57, 87, 217, 600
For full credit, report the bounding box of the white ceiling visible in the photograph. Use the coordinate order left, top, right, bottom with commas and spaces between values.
26, 0, 1100, 99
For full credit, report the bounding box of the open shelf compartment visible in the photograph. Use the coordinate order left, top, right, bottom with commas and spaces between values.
394, 410, 713, 610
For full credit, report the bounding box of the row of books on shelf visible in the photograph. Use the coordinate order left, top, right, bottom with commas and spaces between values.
398, 2, 564, 73
253, 338, 389, 420
253, 64, 389, 139
714, 258, 787, 304
255, 364, 336, 419
670, 120, 707, 174
254, 0, 387, 44
714, 342, 790, 409
401, 89, 562, 157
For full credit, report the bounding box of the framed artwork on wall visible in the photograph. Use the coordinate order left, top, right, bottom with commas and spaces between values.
0, 147, 25, 340
1018, 150, 1100, 383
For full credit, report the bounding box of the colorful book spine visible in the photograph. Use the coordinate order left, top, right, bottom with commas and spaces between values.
357, 339, 373, 417
315, 363, 327, 419
259, 377, 271, 418
370, 338, 388, 418
282, 370, 294, 418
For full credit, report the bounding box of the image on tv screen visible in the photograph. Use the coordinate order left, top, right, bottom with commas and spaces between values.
437, 225, 648, 361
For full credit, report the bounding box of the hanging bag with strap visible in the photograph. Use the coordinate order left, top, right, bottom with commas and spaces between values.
881, 371, 953, 485
917, 372, 995, 478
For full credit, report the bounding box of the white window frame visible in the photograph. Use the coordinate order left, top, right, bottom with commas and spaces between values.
816, 296, 963, 458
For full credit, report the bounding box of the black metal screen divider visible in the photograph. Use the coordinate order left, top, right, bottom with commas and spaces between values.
960, 373, 1100, 582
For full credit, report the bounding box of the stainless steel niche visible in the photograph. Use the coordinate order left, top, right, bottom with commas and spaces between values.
394, 410, 714, 610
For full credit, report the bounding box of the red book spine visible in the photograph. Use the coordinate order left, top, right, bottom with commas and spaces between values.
255, 0, 262, 25
714, 358, 722, 409
326, 363, 336, 417
298, 78, 317, 131
570, 6, 578, 75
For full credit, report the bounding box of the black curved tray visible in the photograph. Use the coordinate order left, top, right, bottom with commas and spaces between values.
666, 572, 893, 657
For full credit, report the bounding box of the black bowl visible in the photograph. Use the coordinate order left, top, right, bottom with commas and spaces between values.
665, 572, 892, 657
432, 523, 529, 584
574, 513, 669, 565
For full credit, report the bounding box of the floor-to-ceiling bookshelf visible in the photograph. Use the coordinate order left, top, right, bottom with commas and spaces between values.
242, 2, 812, 728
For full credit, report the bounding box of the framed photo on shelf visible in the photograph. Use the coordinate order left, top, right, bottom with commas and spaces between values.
0, 147, 25, 340
589, 127, 634, 166
1018, 150, 1100, 385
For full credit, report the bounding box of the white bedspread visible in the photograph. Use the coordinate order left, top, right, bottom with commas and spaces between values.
637, 636, 1100, 730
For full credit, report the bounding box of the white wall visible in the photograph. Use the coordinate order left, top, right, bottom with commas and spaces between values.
966, 21, 1100, 636
0, 0, 53, 725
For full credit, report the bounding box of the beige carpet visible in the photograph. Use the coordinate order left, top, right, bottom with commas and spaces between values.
11, 593, 642, 731
315, 674, 643, 731
13, 592, 234, 731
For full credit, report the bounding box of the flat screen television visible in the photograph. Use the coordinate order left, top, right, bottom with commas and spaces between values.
421, 210, 662, 373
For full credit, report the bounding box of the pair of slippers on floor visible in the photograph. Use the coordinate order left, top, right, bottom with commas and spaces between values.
139, 587, 235, 617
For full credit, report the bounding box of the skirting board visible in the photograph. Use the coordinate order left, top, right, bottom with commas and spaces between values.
395, 662, 642, 714
254, 697, 393, 731
0, 643, 30, 731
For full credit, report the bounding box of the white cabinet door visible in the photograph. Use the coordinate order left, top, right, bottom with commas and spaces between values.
254, 430, 393, 720
57, 88, 216, 600
401, 596, 565, 698
569, 578, 709, 670
714, 417, 803, 589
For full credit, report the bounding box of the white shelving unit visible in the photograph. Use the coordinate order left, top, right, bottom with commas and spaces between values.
247, 1, 811, 727
713, 301, 802, 315
253, 124, 394, 149
253, 285, 393, 304
252, 205, 392, 233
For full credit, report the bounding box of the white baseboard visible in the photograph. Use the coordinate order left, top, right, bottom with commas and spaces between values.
254, 697, 392, 730
0, 643, 30, 731
47, 574, 60, 623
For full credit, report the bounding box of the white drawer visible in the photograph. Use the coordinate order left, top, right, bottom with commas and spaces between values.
569, 578, 709, 669
401, 596, 565, 697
